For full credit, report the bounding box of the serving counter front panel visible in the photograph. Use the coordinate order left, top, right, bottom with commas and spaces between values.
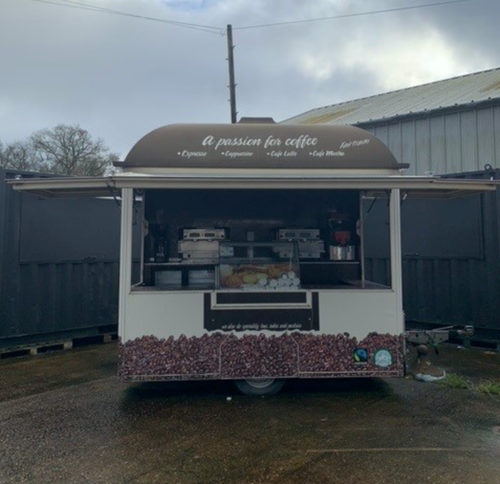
119, 289, 404, 381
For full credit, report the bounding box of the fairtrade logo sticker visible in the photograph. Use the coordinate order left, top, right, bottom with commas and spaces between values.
373, 349, 393, 368
353, 348, 368, 364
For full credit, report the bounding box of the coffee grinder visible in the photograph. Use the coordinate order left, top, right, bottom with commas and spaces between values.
328, 210, 356, 260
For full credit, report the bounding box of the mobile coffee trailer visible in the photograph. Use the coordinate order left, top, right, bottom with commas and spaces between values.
10, 121, 497, 395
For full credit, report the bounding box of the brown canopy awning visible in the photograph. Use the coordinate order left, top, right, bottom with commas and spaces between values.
117, 123, 408, 172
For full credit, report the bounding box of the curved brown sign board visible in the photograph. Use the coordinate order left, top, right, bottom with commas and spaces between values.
120, 123, 408, 171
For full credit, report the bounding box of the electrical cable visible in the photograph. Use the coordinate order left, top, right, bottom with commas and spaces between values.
234, 0, 473, 30
28, 0, 224, 35
27, 0, 475, 36
59, 0, 221, 31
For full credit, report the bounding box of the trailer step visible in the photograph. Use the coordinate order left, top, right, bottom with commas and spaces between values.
0, 332, 117, 360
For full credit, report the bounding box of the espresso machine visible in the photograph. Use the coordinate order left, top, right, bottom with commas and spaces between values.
275, 228, 325, 259
177, 228, 231, 263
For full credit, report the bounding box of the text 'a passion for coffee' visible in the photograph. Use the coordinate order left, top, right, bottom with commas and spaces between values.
202, 135, 319, 151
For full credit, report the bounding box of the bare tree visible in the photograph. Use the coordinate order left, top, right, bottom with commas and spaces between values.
0, 139, 48, 172
30, 124, 119, 176
1, 125, 119, 176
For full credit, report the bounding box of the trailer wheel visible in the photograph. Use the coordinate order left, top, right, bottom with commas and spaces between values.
234, 378, 285, 396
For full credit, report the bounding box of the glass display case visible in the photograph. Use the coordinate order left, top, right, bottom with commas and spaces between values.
218, 242, 301, 291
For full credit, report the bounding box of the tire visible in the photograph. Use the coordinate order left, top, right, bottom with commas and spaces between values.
234, 378, 285, 396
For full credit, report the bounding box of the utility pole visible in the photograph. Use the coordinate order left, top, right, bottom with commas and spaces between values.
226, 24, 237, 123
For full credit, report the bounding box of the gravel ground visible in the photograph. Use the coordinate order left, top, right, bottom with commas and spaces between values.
0, 342, 499, 484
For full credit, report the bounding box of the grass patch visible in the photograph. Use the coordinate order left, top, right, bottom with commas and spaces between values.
439, 373, 472, 390
437, 373, 500, 395
476, 381, 500, 395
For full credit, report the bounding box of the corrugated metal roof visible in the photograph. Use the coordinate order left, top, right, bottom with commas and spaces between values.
282, 67, 500, 126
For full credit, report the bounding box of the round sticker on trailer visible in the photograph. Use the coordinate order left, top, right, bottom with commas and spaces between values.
353, 348, 368, 363
374, 349, 393, 368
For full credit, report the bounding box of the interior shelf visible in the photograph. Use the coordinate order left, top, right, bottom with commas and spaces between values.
299, 261, 360, 264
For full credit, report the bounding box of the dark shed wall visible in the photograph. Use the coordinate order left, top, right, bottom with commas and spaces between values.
0, 169, 6, 303
364, 170, 500, 336
359, 102, 500, 335
0, 169, 125, 346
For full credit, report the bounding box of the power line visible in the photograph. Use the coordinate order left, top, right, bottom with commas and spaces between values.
29, 0, 224, 35
28, 0, 474, 35
233, 0, 473, 30
59, 0, 222, 32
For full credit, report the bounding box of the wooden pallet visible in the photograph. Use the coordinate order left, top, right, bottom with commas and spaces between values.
0, 333, 117, 360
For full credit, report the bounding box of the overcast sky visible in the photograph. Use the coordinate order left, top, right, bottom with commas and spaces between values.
0, 0, 497, 158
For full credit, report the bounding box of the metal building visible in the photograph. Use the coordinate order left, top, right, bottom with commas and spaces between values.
285, 68, 500, 340
284, 67, 500, 176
